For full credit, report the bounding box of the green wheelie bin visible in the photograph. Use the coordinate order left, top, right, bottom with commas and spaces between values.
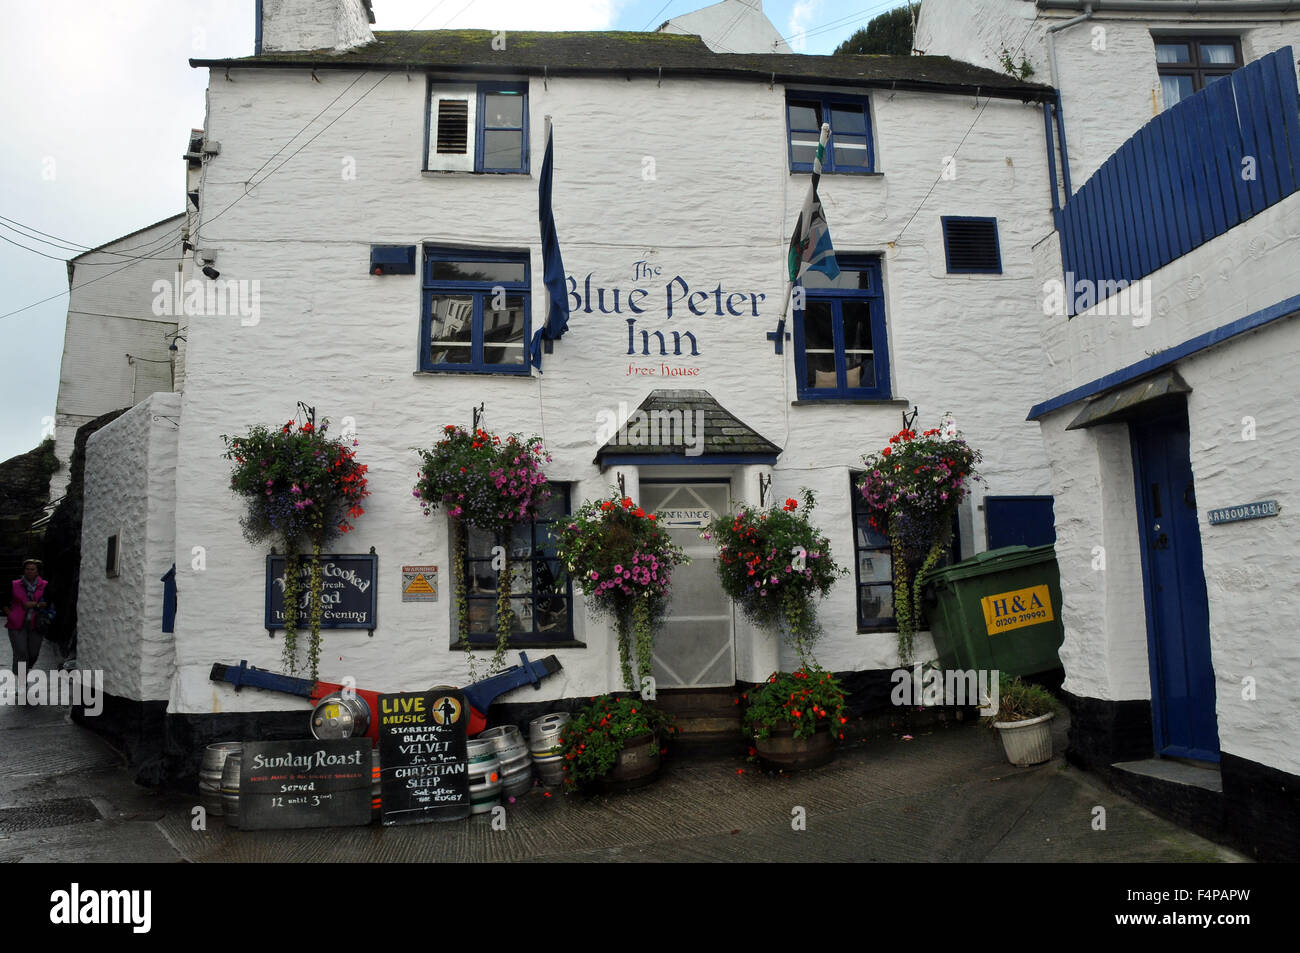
925, 544, 1065, 678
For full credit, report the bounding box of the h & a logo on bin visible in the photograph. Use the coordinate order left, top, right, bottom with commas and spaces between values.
981, 585, 1054, 636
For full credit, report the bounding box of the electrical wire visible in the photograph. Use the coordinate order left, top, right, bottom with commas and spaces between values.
0, 220, 185, 263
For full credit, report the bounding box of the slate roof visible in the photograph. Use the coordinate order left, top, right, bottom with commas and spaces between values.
191, 30, 1056, 101
594, 389, 782, 463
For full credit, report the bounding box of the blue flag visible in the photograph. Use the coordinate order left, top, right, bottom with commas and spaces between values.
531, 122, 569, 371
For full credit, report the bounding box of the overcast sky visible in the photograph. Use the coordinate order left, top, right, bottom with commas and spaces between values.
0, 0, 899, 464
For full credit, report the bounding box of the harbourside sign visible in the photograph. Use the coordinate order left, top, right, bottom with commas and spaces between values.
1207, 499, 1279, 525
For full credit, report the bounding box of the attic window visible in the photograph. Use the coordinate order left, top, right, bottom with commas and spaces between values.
436, 100, 469, 154
941, 217, 1002, 274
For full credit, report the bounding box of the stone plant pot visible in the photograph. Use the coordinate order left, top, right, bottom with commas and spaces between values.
753, 720, 835, 772
993, 712, 1055, 766
597, 732, 661, 793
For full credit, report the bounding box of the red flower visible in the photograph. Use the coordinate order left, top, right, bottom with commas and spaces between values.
782, 498, 798, 512
882, 447, 892, 456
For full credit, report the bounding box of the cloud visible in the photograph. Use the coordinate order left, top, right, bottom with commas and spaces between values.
374, 0, 622, 31
786, 0, 822, 53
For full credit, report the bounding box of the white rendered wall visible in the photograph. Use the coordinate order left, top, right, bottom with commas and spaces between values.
52, 215, 183, 499
171, 66, 1058, 716
79, 392, 180, 702
1033, 191, 1300, 775
260, 0, 373, 53
659, 0, 792, 53
917, 0, 1300, 188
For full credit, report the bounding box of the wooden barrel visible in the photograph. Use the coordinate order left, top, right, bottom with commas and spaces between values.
528, 713, 570, 787
467, 738, 501, 815
199, 742, 241, 817
753, 721, 835, 772
598, 732, 661, 792
220, 754, 242, 828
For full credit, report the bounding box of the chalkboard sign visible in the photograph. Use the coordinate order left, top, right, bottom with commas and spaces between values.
265, 553, 378, 630
238, 739, 372, 830
377, 688, 471, 825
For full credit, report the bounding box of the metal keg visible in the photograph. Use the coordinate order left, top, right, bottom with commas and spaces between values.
220, 753, 242, 828
529, 712, 570, 787
199, 742, 241, 817
467, 738, 501, 815
311, 691, 371, 740
499, 752, 533, 798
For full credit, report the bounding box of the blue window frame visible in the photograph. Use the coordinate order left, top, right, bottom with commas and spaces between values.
462, 483, 574, 644
421, 248, 530, 374
786, 92, 874, 174
425, 81, 528, 174
793, 255, 890, 399
941, 216, 1002, 274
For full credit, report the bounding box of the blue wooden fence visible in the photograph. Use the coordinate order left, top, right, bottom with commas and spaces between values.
1056, 46, 1300, 307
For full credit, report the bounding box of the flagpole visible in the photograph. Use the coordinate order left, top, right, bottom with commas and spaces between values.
780, 122, 832, 321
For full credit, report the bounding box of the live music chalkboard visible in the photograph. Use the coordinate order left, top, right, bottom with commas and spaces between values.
377, 688, 471, 825
238, 739, 372, 830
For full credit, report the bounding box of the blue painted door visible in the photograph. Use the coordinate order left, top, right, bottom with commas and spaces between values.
1130, 406, 1220, 762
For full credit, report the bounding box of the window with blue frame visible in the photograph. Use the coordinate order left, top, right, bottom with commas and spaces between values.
422, 249, 530, 374
786, 92, 874, 173
794, 255, 890, 399
462, 484, 573, 643
426, 82, 528, 174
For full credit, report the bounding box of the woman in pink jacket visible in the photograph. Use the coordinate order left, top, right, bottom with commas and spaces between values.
7, 559, 49, 674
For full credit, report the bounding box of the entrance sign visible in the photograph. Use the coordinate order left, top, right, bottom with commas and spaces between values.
266, 553, 377, 629
238, 739, 372, 830
656, 507, 715, 528
1207, 500, 1279, 525
377, 688, 470, 824
981, 584, 1054, 635
401, 565, 439, 601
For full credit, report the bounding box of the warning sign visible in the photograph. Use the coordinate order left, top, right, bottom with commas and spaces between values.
981, 584, 1053, 635
402, 565, 438, 602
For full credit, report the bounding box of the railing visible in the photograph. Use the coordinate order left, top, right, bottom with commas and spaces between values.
1056, 46, 1300, 307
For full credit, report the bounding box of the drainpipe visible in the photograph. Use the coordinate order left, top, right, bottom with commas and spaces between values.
1046, 3, 1094, 199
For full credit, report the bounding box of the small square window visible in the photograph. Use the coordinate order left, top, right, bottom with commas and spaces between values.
1152, 35, 1243, 110
426, 82, 528, 173
422, 248, 531, 374
941, 217, 1002, 274
786, 91, 875, 174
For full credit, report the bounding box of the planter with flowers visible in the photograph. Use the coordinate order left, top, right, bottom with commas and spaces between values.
222, 417, 370, 679
554, 493, 689, 692
558, 695, 676, 792
414, 425, 551, 677
857, 422, 982, 667
741, 667, 848, 772
706, 489, 846, 667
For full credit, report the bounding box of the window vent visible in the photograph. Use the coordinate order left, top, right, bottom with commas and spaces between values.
436, 100, 469, 154
942, 217, 1002, 273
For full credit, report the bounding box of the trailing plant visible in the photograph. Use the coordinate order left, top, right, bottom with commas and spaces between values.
741, 667, 848, 742
705, 489, 846, 666
414, 425, 551, 676
558, 695, 676, 790
554, 492, 689, 691
998, 47, 1035, 80
222, 417, 369, 679
858, 421, 981, 666
983, 674, 1056, 727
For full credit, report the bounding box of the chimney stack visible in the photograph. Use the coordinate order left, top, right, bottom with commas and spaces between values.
256, 0, 375, 54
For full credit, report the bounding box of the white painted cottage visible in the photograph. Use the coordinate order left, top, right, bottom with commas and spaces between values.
921, 0, 1300, 860
77, 0, 1082, 786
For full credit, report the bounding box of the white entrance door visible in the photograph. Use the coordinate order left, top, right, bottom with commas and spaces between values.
638, 483, 735, 688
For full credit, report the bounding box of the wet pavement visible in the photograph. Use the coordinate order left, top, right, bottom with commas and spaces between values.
0, 649, 1247, 863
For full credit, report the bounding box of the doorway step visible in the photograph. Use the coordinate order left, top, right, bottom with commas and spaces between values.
655, 687, 744, 759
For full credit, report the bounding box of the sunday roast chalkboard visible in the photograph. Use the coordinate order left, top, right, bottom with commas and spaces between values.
377, 688, 471, 825
238, 739, 372, 830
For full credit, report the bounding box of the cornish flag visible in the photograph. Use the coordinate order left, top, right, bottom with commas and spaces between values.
787, 122, 840, 283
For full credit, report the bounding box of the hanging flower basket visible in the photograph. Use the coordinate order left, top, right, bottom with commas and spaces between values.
414, 425, 551, 676
857, 421, 982, 666
222, 417, 370, 680
705, 489, 846, 666
553, 493, 689, 692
